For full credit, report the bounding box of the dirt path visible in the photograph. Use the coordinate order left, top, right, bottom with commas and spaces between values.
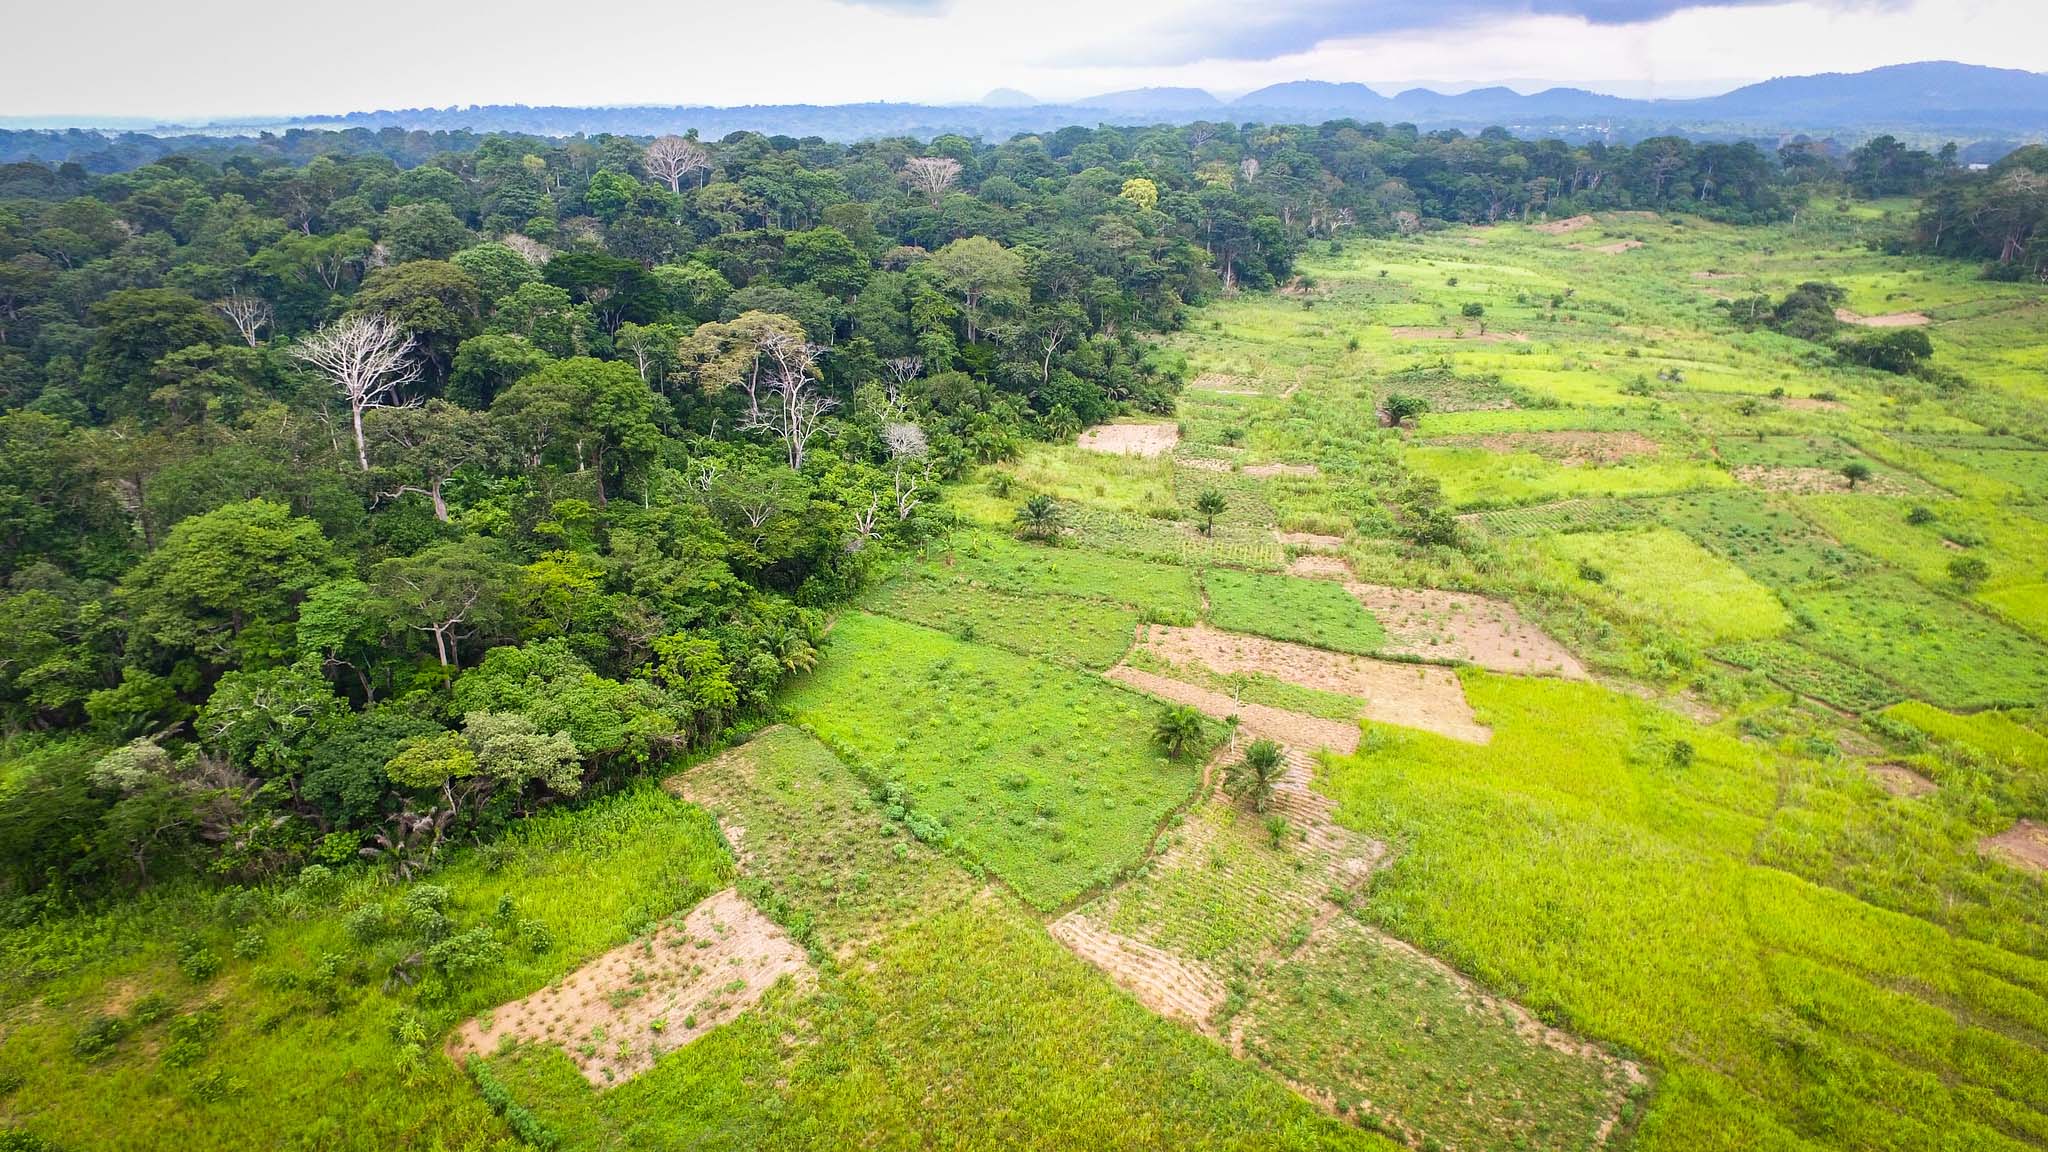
1047, 915, 1229, 1029
1127, 624, 1492, 744
1105, 663, 1363, 752
1835, 307, 1929, 327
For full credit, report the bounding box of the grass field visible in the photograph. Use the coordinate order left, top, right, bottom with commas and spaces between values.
782, 612, 1201, 909
14, 202, 2048, 1152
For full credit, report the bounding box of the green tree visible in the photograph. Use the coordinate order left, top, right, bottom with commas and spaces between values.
1227, 738, 1285, 813
1949, 554, 1991, 591
1840, 460, 1872, 490
355, 260, 483, 383
1152, 704, 1206, 762
1195, 488, 1227, 536
81, 289, 226, 420
927, 236, 1024, 343
119, 500, 336, 670
367, 399, 500, 521
372, 538, 518, 683
1014, 493, 1062, 542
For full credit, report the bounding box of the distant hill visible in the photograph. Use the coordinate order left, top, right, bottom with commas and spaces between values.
15, 61, 2047, 151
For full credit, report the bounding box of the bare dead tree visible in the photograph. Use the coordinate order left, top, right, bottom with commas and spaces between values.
740, 333, 837, 470
644, 135, 712, 194
848, 493, 883, 551
883, 355, 922, 405
902, 156, 962, 205
290, 312, 421, 471
500, 233, 553, 266
885, 421, 933, 522
214, 295, 274, 347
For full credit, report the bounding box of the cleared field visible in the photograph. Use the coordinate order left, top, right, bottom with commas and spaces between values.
1536, 526, 1793, 644
782, 612, 1201, 909
1204, 567, 1388, 654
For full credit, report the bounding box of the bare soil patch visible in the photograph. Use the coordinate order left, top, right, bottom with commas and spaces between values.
1244, 462, 1320, 478
1575, 240, 1645, 255
1077, 422, 1180, 457
1780, 396, 1847, 412
450, 888, 813, 1085
1106, 663, 1363, 752
1346, 584, 1587, 680
1734, 465, 1911, 496
1287, 554, 1354, 580
1128, 623, 1492, 744
1982, 819, 2048, 874
1533, 214, 1596, 235
1275, 529, 1346, 551
1869, 763, 1936, 798
1457, 430, 1659, 467
1388, 326, 1530, 344
1048, 914, 1228, 1028
1835, 308, 1930, 328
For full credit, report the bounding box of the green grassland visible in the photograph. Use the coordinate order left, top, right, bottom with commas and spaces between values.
15, 201, 2048, 1152
1203, 568, 1387, 654
782, 611, 1201, 909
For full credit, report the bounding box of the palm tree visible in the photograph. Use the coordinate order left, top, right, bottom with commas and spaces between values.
1228, 738, 1286, 813
1195, 488, 1227, 536
1015, 493, 1062, 542
1152, 705, 1205, 761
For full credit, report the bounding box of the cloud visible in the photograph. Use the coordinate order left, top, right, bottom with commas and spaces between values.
1092, 0, 1877, 66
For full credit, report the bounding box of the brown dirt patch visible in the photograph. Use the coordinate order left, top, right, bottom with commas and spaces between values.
1578, 240, 1645, 254
1388, 326, 1530, 344
1455, 430, 1660, 466
450, 888, 813, 1085
1733, 465, 1911, 496
1780, 396, 1848, 412
1533, 214, 1596, 235
1077, 422, 1180, 457
1275, 529, 1346, 551
1869, 763, 1936, 798
1982, 819, 2048, 874
1835, 308, 1929, 328
1287, 554, 1354, 580
1106, 663, 1363, 752
1244, 461, 1320, 478
1127, 623, 1491, 744
1047, 914, 1228, 1028
1347, 584, 1586, 680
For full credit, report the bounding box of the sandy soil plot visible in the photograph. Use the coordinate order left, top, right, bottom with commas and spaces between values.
1077, 422, 1180, 457
1835, 308, 1930, 328
1572, 240, 1645, 254
1534, 214, 1596, 235
1347, 584, 1587, 679
1869, 763, 1936, 798
1733, 465, 1912, 495
1275, 529, 1346, 551
1126, 623, 1492, 744
1388, 326, 1529, 344
1107, 664, 1364, 751
1244, 462, 1320, 478
1047, 914, 1228, 1027
1287, 554, 1354, 580
1780, 396, 1848, 412
1454, 430, 1659, 466
450, 888, 813, 1085
1982, 819, 2048, 873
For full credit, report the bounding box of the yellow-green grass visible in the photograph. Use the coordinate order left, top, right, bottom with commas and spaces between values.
480, 896, 1384, 1152
863, 572, 1138, 669
936, 528, 1201, 617
1406, 445, 1733, 508
1536, 527, 1792, 644
1203, 568, 1387, 655
782, 612, 1201, 909
1325, 673, 2048, 1152
1798, 496, 2048, 638
999, 443, 1178, 517
0, 785, 731, 1151
1793, 574, 2048, 711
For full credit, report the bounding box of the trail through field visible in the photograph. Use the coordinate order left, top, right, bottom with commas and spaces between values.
1124, 623, 1493, 744
449, 888, 813, 1086
1981, 818, 2048, 873
1835, 307, 1930, 327
1105, 663, 1363, 752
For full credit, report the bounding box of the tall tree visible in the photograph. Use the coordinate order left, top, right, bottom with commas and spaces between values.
290, 312, 422, 471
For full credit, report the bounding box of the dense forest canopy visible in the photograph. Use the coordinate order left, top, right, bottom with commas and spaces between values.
0, 114, 2041, 908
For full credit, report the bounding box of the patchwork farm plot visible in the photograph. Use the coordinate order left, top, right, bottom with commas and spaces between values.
12, 203, 2048, 1152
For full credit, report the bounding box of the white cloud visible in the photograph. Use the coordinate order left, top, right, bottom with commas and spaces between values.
0, 0, 2041, 119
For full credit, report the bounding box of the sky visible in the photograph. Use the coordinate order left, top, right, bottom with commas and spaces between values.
2, 0, 2045, 122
